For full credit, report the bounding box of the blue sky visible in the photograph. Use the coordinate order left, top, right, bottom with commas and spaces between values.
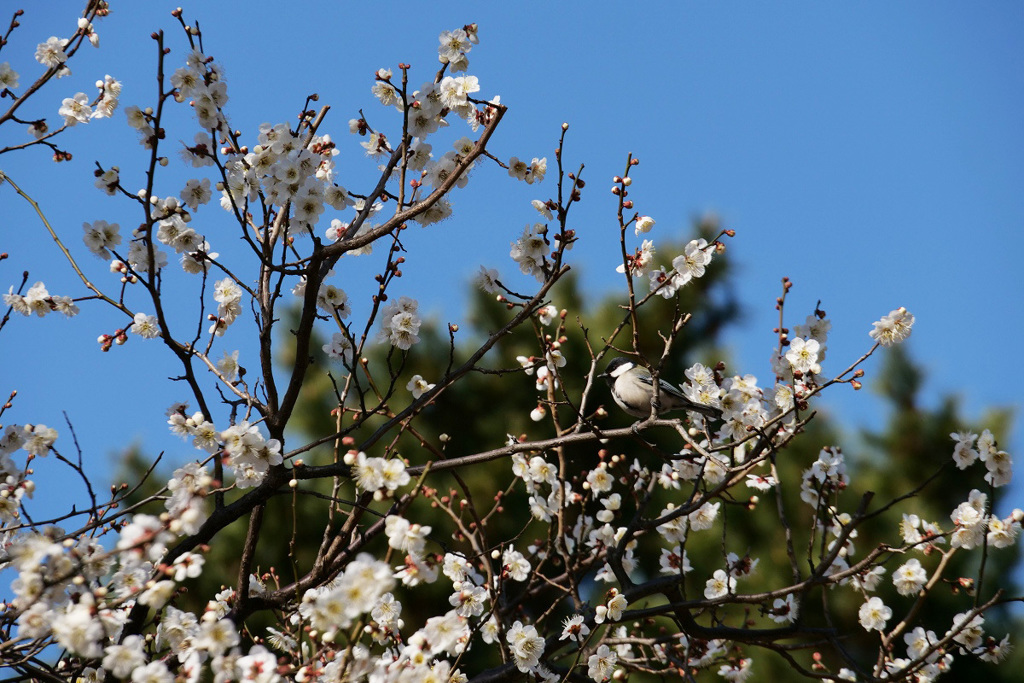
2, 2, 1022, 525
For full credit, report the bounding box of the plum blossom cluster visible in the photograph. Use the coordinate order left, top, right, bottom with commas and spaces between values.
647, 237, 715, 298
219, 421, 282, 489
348, 451, 411, 496
510, 222, 552, 282
771, 310, 833, 387
376, 296, 422, 350
31, 18, 118, 128
870, 306, 915, 347
787, 435, 1019, 676
0, 424, 57, 522
950, 429, 1012, 488
516, 304, 567, 421
218, 120, 350, 235
616, 238, 655, 277
3, 281, 79, 318
0, 3, 124, 149
947, 488, 1021, 550
507, 155, 547, 184
57, 74, 120, 127
210, 277, 242, 336
166, 403, 220, 454
1, 431, 226, 680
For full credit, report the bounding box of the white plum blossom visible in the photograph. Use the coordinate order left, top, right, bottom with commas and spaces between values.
949, 611, 986, 653
858, 596, 892, 632
83, 220, 122, 258
904, 626, 939, 660
407, 374, 435, 399
770, 594, 799, 624
94, 167, 119, 194
372, 592, 402, 629
22, 424, 58, 456
0, 62, 19, 89
438, 28, 472, 64
323, 332, 354, 365
532, 198, 554, 220
181, 178, 212, 209
893, 558, 928, 596
951, 430, 980, 469
58, 92, 92, 125
217, 350, 240, 381
648, 265, 679, 298
235, 645, 279, 682
508, 156, 529, 181
507, 620, 545, 672
537, 304, 558, 325
587, 464, 614, 494
385, 515, 430, 557
671, 238, 713, 284
502, 548, 531, 581
130, 312, 161, 338
635, 215, 656, 235
529, 157, 547, 183
316, 282, 351, 318
688, 501, 721, 530
560, 614, 590, 642
51, 596, 105, 658
659, 547, 692, 575
36, 36, 69, 68
588, 644, 618, 681
987, 514, 1021, 548
785, 337, 821, 375
475, 265, 500, 293
704, 569, 735, 599
869, 307, 915, 346
449, 584, 488, 617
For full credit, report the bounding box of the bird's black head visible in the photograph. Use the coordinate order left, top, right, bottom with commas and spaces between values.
599, 357, 635, 386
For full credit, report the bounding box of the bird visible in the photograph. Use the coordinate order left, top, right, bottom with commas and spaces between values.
599, 357, 719, 419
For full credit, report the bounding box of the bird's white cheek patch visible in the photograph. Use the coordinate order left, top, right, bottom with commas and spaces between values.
610, 362, 634, 378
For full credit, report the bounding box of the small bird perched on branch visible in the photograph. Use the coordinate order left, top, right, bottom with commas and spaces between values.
599, 357, 719, 419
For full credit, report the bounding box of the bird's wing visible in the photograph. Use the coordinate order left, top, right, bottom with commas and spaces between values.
635, 373, 688, 401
